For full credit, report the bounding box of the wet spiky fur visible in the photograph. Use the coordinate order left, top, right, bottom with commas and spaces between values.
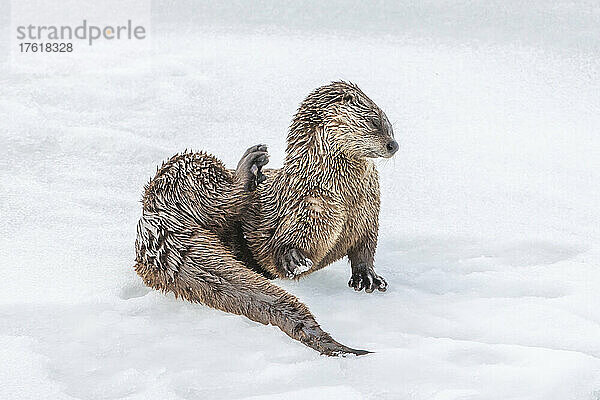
135, 81, 396, 356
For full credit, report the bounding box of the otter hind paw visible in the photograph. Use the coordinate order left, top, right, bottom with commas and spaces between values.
348, 263, 387, 293
236, 144, 269, 191
281, 248, 313, 278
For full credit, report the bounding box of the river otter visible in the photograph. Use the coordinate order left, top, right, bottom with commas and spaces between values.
134, 81, 398, 356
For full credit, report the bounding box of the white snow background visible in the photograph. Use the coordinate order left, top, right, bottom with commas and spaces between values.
1, 1, 600, 399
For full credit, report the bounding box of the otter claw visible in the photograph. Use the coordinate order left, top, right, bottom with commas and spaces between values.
293, 258, 313, 275
349, 263, 387, 293
281, 248, 313, 278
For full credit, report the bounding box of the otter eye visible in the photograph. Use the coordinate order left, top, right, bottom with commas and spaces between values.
370, 116, 381, 129
342, 93, 355, 103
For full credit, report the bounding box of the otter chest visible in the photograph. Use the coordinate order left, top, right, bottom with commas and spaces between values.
339, 180, 377, 246
319, 163, 379, 260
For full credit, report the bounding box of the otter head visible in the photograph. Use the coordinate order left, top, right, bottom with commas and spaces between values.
326, 82, 398, 159
289, 81, 398, 161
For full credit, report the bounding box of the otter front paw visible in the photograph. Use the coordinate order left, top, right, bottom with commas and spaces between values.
236, 144, 269, 191
279, 248, 314, 278
348, 263, 387, 293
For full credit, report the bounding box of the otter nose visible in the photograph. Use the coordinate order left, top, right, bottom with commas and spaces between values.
386, 140, 399, 155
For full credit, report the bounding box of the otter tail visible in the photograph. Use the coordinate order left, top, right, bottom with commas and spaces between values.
135, 228, 369, 356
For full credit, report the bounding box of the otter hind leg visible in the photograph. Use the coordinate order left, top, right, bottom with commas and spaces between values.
164, 229, 369, 356
235, 144, 269, 191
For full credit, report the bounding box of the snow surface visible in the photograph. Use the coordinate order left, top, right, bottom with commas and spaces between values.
1, 1, 600, 399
